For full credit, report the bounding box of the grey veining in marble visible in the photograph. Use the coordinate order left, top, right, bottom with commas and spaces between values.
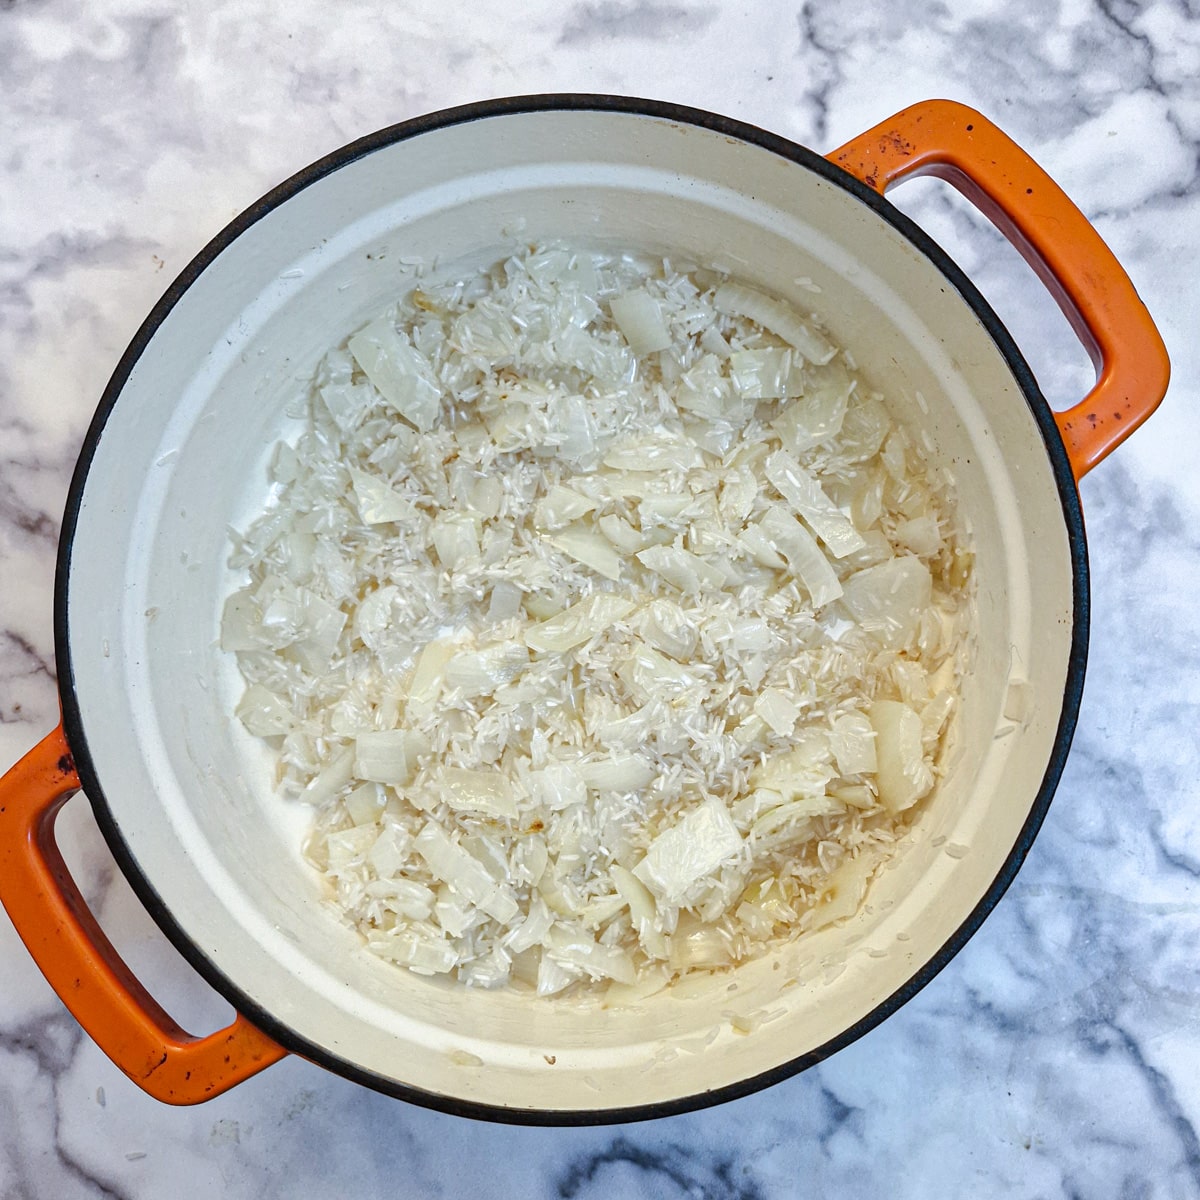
2, 1, 1199, 1197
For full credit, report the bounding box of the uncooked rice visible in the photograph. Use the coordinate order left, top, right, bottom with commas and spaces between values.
221, 244, 972, 998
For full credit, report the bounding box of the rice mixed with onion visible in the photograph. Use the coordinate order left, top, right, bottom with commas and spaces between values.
221, 245, 973, 998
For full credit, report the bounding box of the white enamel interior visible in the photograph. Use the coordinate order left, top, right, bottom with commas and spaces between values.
64, 107, 1076, 1116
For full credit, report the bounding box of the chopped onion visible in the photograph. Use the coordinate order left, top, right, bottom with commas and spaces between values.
895, 514, 942, 557
579, 755, 656, 793
367, 821, 412, 876
841, 556, 932, 651
434, 768, 520, 819
535, 485, 599, 531
729, 348, 793, 399
668, 913, 734, 970
771, 359, 853, 453
754, 688, 802, 737
355, 729, 428, 786
348, 467, 417, 525
524, 593, 636, 654
751, 794, 843, 843
609, 289, 672, 357
809, 851, 878, 930
345, 781, 385, 826
444, 642, 529, 697
598, 513, 647, 553
749, 731, 834, 800
353, 584, 399, 647
527, 763, 586, 811
431, 513, 481, 570
676, 354, 733, 418
550, 524, 623, 581
348, 318, 442, 432
869, 700, 933, 812
368, 928, 458, 975
634, 798, 744, 905
299, 747, 354, 807
407, 637, 458, 707
619, 643, 699, 702
504, 895, 555, 954
635, 599, 697, 661
604, 437, 706, 472
757, 505, 842, 608
543, 925, 637, 984
714, 282, 836, 364
224, 244, 971, 995
414, 823, 519, 923
220, 590, 261, 652
611, 864, 668, 959
763, 450, 866, 558
829, 711, 877, 775
236, 683, 294, 737
636, 544, 726, 593
326, 825, 376, 873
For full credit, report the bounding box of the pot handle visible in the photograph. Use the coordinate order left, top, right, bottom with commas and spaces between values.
827, 99, 1169, 479
0, 725, 287, 1104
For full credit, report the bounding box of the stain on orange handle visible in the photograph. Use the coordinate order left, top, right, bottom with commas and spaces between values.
0, 725, 286, 1103
828, 99, 1169, 479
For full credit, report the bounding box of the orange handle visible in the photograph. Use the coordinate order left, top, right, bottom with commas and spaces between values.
828, 99, 1169, 479
0, 725, 287, 1103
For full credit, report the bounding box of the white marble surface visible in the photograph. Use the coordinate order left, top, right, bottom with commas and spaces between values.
2, 0, 1199, 1195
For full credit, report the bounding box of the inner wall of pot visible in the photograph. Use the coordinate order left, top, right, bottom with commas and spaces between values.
64, 107, 1073, 1114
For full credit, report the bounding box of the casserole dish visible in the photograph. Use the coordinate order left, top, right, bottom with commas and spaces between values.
0, 96, 1168, 1121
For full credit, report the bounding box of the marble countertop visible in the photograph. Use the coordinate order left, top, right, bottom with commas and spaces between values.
2, 1, 1198, 1195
